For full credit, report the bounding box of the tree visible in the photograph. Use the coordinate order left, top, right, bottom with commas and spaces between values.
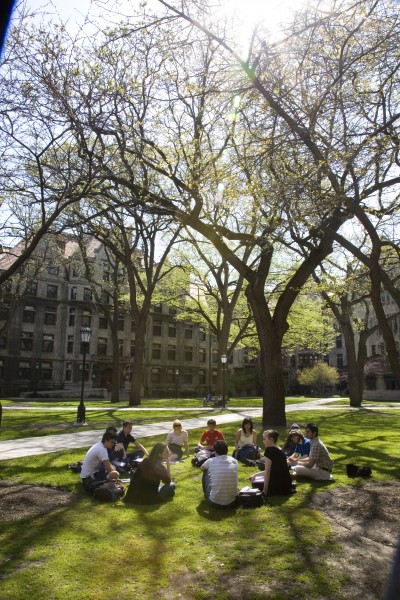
298, 362, 339, 396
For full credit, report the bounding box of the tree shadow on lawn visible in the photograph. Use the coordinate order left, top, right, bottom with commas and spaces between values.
196, 498, 238, 521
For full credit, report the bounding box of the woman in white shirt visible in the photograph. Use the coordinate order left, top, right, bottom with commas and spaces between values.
234, 418, 259, 461
166, 420, 190, 460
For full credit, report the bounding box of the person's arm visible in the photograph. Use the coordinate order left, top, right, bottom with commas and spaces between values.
263, 457, 272, 495
102, 459, 119, 479
200, 458, 210, 472
198, 431, 207, 449
235, 430, 241, 449
297, 456, 315, 468
166, 431, 172, 444
252, 431, 257, 445
135, 441, 149, 456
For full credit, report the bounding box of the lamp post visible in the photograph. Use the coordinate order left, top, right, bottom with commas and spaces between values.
175, 368, 179, 401
77, 326, 91, 424
221, 353, 227, 407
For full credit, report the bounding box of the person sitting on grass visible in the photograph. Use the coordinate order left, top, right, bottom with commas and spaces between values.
193, 418, 226, 465
234, 417, 259, 462
115, 420, 149, 462
166, 419, 190, 461
292, 423, 333, 481
249, 430, 293, 497
281, 423, 301, 457
124, 443, 176, 505
287, 430, 310, 466
200, 440, 238, 508
80, 431, 120, 492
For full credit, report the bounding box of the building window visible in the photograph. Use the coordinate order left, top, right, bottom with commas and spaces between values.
0, 359, 4, 378
118, 317, 125, 331
153, 304, 162, 313
185, 325, 193, 339
384, 374, 400, 390
69, 308, 76, 327
83, 288, 93, 302
99, 313, 108, 329
70, 287, 77, 300
199, 327, 206, 342
371, 345, 376, 356
184, 346, 193, 362
22, 304, 35, 323
98, 338, 107, 356
41, 361, 53, 381
0, 336, 6, 350
168, 322, 176, 338
199, 348, 206, 363
47, 265, 59, 275
18, 360, 31, 379
153, 343, 162, 360
151, 367, 161, 384
153, 320, 162, 336
169, 307, 177, 316
0, 301, 10, 321
365, 375, 376, 390
47, 284, 58, 299
212, 349, 218, 363
67, 335, 74, 354
336, 337, 342, 349
44, 306, 57, 325
101, 290, 110, 304
21, 332, 33, 352
130, 342, 135, 358
337, 353, 343, 368
82, 310, 92, 327
199, 369, 206, 385
298, 353, 319, 366
65, 362, 72, 382
168, 345, 176, 361
183, 370, 192, 384
119, 339, 124, 357
167, 368, 175, 384
103, 264, 111, 282
26, 282, 37, 296
79, 362, 89, 382
42, 333, 54, 353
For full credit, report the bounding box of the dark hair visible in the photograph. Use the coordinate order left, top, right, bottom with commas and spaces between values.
264, 429, 279, 443
105, 426, 117, 434
102, 431, 117, 443
147, 442, 168, 463
305, 423, 318, 435
123, 421, 133, 427
241, 418, 254, 433
213, 440, 228, 455
290, 430, 304, 442
207, 419, 216, 426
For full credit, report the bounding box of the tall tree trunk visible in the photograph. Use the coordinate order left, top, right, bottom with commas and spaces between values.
110, 329, 120, 404
341, 322, 365, 407
246, 283, 286, 427
129, 319, 147, 406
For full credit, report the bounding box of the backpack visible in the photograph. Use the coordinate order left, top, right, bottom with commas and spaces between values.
93, 480, 126, 502
237, 487, 264, 508
68, 461, 83, 473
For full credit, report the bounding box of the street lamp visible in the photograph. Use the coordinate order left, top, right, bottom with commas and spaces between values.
221, 353, 227, 408
175, 368, 179, 401
77, 326, 91, 424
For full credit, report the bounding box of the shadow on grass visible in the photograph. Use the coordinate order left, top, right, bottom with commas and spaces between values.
196, 498, 238, 520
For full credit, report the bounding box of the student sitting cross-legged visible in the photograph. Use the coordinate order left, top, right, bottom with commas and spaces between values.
200, 440, 238, 508
124, 443, 176, 505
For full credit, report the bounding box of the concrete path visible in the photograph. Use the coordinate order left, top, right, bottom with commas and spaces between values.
0, 398, 344, 461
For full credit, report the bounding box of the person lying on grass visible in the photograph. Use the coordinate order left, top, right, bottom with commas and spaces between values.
124, 442, 176, 505
80, 431, 120, 492
166, 419, 190, 461
249, 430, 292, 497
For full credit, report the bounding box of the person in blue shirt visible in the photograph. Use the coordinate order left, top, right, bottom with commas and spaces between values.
287, 430, 310, 466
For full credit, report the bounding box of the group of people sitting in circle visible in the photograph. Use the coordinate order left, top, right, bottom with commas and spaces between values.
79, 417, 333, 508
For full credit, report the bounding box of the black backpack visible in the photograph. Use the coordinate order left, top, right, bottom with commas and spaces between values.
237, 487, 264, 507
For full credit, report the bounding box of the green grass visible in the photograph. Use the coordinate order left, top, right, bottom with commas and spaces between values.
1, 406, 400, 599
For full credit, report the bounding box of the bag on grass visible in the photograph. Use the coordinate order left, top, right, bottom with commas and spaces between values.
112, 459, 132, 474
93, 480, 126, 502
236, 446, 259, 462
237, 487, 264, 508
68, 461, 83, 473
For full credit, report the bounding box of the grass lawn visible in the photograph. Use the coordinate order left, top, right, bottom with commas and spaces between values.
1, 403, 399, 599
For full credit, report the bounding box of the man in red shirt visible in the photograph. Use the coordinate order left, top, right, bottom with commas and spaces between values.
197, 419, 225, 451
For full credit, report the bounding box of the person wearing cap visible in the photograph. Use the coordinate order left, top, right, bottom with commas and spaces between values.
292, 423, 333, 480
287, 430, 310, 466
282, 423, 301, 457
115, 421, 149, 461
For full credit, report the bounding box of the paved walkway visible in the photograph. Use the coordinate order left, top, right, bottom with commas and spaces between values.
0, 398, 343, 461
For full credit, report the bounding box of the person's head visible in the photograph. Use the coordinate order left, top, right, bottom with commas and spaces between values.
305, 423, 318, 438
148, 442, 169, 462
122, 420, 133, 434
241, 418, 254, 433
172, 419, 182, 431
207, 418, 217, 431
213, 440, 228, 456
101, 431, 117, 449
105, 425, 117, 435
289, 423, 300, 433
290, 430, 304, 444
262, 430, 278, 446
